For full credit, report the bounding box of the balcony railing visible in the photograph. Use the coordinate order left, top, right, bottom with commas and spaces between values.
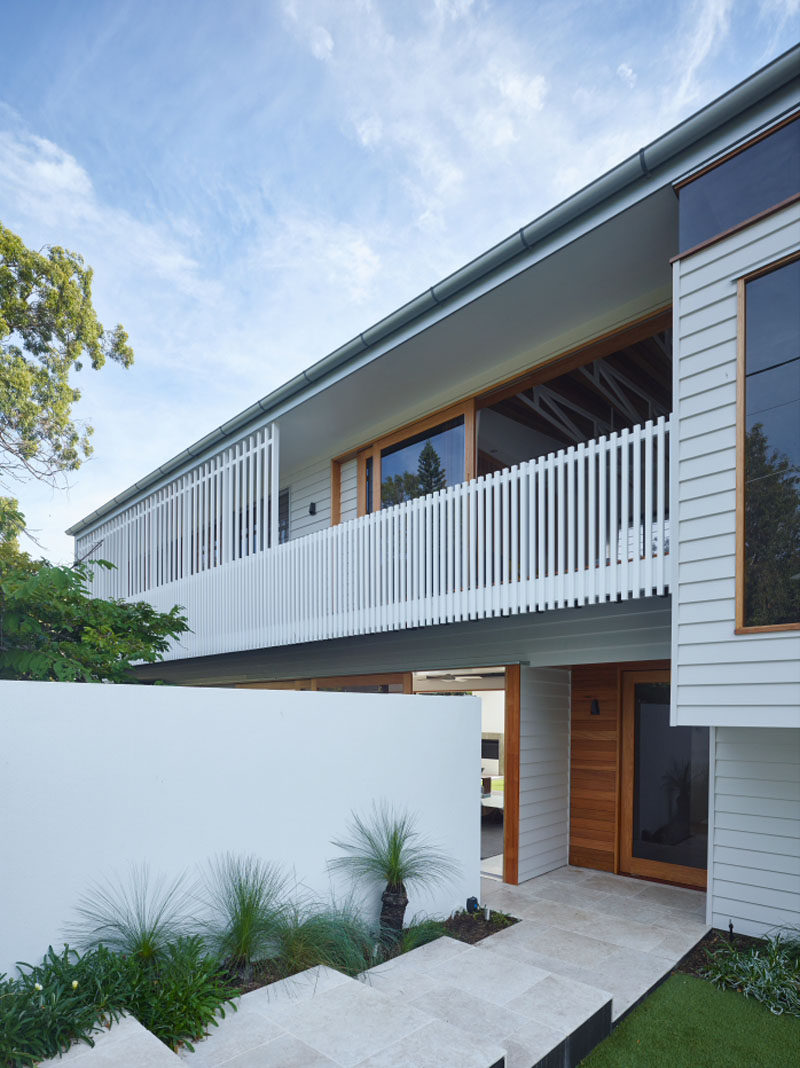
90, 417, 671, 660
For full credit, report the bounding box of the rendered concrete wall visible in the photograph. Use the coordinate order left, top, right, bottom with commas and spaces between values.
0, 681, 479, 976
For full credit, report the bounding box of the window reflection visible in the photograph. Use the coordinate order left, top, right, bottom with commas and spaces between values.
743, 257, 800, 628
380, 417, 465, 508
679, 117, 800, 252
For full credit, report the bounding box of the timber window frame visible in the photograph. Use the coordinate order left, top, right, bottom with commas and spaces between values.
735, 249, 800, 634
332, 399, 477, 520
329, 306, 671, 525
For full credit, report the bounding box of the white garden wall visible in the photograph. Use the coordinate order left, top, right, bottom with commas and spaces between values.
0, 681, 479, 976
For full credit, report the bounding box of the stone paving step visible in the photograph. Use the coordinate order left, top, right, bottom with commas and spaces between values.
38, 868, 706, 1067
363, 936, 611, 1068
41, 1013, 183, 1066
180, 960, 507, 1067
42, 943, 613, 1067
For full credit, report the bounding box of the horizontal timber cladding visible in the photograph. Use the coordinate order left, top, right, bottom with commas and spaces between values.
711, 727, 800, 936
569, 664, 622, 872
339, 458, 358, 523
284, 458, 332, 541
518, 668, 571, 882
135, 596, 672, 684
672, 200, 800, 728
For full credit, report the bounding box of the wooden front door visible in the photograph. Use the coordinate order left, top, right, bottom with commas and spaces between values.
619, 670, 709, 889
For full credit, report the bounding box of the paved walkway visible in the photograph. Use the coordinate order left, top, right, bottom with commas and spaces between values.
44, 867, 708, 1068
480, 865, 708, 1022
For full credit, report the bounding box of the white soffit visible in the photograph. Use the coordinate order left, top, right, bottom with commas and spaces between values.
279, 186, 676, 472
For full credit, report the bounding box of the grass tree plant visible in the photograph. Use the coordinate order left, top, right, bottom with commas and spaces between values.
201, 853, 288, 980
66, 864, 194, 961
328, 803, 458, 944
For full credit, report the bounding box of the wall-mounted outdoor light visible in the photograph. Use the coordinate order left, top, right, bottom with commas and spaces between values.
590, 699, 601, 716
309, 502, 317, 516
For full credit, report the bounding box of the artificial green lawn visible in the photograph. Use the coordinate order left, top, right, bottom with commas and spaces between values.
580, 974, 800, 1068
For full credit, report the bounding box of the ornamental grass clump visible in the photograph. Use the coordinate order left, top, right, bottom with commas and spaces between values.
201, 853, 288, 980
275, 899, 377, 978
66, 864, 195, 962
328, 803, 458, 944
703, 931, 800, 1017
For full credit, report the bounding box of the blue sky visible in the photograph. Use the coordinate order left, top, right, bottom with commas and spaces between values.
2, 0, 798, 561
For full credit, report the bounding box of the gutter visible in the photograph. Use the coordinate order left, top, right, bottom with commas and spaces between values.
66, 44, 800, 538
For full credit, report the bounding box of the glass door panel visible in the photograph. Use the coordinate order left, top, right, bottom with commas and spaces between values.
621, 671, 709, 888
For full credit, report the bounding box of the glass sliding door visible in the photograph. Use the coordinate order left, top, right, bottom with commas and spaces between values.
620, 671, 709, 888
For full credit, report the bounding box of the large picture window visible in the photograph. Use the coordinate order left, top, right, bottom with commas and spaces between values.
738, 253, 800, 631
379, 416, 465, 508
342, 401, 475, 517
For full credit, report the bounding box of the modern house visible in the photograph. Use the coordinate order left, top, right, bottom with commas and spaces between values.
68, 48, 800, 938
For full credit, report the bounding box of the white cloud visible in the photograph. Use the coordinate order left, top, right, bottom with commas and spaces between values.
0, 128, 212, 303
617, 62, 637, 88
434, 0, 476, 18
355, 115, 383, 147
4, 0, 798, 562
309, 24, 334, 60
672, 0, 734, 112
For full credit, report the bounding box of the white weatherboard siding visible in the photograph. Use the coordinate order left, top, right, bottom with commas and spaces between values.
710, 727, 800, 936
517, 667, 571, 882
340, 458, 358, 522
672, 200, 800, 729
285, 457, 331, 540
0, 681, 478, 977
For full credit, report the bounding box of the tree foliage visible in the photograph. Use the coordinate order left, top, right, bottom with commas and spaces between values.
0, 558, 188, 682
744, 423, 800, 627
0, 221, 133, 490
380, 440, 447, 507
380, 471, 420, 508
416, 440, 447, 495
0, 226, 188, 683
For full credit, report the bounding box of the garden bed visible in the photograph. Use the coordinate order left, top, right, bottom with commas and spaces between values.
232, 908, 520, 993
672, 927, 764, 980
441, 907, 519, 944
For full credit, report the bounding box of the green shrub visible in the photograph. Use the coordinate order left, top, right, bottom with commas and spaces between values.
0, 946, 128, 1067
122, 936, 239, 1052
703, 931, 800, 1017
0, 940, 238, 1065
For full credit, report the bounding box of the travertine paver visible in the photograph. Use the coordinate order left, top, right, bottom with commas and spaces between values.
41, 1014, 181, 1066
44, 868, 707, 1066
481, 865, 708, 1020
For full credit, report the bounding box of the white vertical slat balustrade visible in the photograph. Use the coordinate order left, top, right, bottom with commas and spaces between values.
73, 420, 671, 660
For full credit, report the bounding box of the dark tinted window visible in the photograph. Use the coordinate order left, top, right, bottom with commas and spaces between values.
743, 257, 800, 628
679, 117, 800, 252
278, 488, 290, 544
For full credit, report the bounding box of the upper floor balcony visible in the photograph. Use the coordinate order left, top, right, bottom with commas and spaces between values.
76, 416, 671, 661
